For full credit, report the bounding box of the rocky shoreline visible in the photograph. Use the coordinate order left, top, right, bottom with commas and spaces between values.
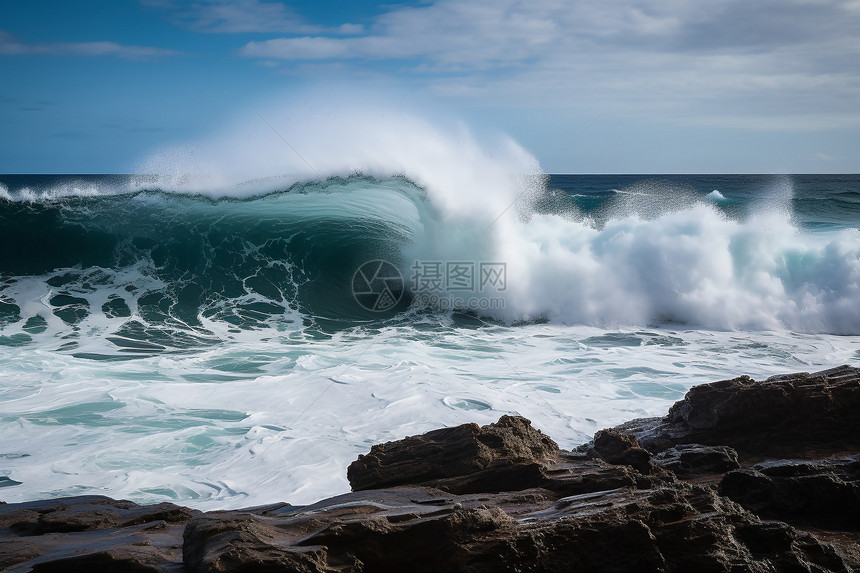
2, 365, 858, 572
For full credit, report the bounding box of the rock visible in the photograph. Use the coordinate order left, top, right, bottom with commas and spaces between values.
5, 479, 854, 573
653, 444, 740, 478
22, 547, 177, 573
719, 454, 860, 529
541, 454, 657, 496
182, 482, 851, 573
615, 365, 860, 460
0, 496, 196, 572
589, 429, 658, 474
1, 495, 196, 535
182, 513, 335, 573
180, 487, 516, 573
0, 540, 39, 570
345, 416, 663, 497
347, 415, 559, 492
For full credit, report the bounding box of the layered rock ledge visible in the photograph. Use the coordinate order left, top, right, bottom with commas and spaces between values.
2, 365, 859, 572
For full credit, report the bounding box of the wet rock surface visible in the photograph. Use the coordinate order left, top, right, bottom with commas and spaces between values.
2, 365, 859, 572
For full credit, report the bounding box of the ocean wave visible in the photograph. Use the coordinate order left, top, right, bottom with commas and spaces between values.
1, 102, 859, 347
1, 173, 859, 349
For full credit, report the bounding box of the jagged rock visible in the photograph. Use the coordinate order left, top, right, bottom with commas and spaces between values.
182, 490, 523, 573
345, 416, 660, 497
5, 478, 854, 573
588, 428, 658, 474
347, 415, 559, 492
653, 444, 740, 478
719, 454, 860, 529
614, 365, 860, 460
181, 482, 851, 573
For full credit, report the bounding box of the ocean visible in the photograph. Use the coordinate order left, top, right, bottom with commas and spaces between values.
1, 170, 858, 509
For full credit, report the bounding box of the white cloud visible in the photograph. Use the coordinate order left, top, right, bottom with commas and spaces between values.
0, 31, 181, 60
239, 1, 566, 67
235, 0, 860, 131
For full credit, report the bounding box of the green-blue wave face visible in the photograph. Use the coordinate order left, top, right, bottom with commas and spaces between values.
0, 175, 424, 354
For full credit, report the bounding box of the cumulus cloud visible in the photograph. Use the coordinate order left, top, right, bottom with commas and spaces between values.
0, 31, 181, 60
239, 1, 564, 67
237, 0, 860, 65
236, 0, 860, 130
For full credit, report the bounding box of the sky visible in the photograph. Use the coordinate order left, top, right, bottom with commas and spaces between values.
1, 0, 859, 174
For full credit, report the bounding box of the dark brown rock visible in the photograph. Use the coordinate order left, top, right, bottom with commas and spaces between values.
182, 481, 851, 573
590, 428, 658, 474
538, 454, 657, 496
1, 495, 195, 536
27, 547, 174, 573
347, 415, 559, 491
719, 454, 860, 529
0, 496, 195, 572
6, 481, 854, 573
182, 513, 335, 573
0, 539, 40, 570
615, 365, 860, 460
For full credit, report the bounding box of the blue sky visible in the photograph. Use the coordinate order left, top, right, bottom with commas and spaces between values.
1, 0, 859, 173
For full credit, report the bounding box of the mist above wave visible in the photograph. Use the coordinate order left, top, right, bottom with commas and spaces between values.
134, 94, 543, 224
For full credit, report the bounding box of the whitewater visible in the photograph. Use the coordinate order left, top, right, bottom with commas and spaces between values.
1, 102, 858, 509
